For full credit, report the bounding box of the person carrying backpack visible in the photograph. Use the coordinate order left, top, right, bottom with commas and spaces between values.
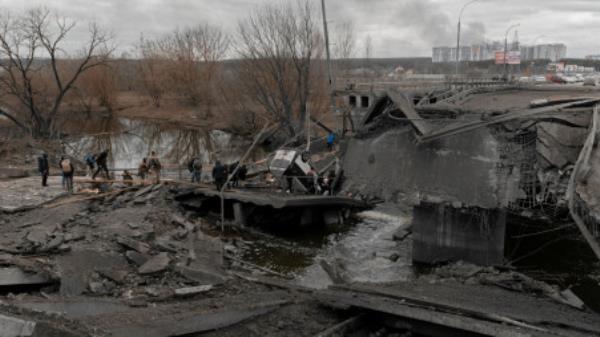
59, 156, 74, 193
148, 151, 162, 184
189, 157, 202, 183
37, 153, 49, 187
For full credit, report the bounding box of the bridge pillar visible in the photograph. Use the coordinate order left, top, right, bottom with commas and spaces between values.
412, 202, 506, 266
233, 202, 249, 227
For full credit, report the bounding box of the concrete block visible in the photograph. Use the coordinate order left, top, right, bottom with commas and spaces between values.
138, 253, 171, 274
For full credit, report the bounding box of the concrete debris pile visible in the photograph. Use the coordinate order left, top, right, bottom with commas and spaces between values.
340, 86, 600, 266
0, 183, 375, 337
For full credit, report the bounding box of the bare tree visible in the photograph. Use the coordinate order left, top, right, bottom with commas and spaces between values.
137, 25, 228, 114
78, 62, 117, 112
333, 20, 356, 60
0, 7, 112, 138
236, 0, 322, 137
138, 36, 169, 108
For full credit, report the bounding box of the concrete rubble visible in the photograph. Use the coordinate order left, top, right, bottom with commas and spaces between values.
1, 85, 600, 336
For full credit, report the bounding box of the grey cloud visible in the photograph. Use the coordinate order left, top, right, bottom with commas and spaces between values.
0, 0, 597, 58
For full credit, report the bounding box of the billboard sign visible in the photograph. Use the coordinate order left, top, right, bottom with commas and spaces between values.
495, 51, 505, 64
495, 50, 521, 65
507, 51, 521, 64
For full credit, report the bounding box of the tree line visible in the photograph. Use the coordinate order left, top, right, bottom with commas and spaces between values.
0, 2, 357, 140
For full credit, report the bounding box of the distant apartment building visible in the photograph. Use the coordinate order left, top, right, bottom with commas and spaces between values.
586, 55, 600, 60
433, 42, 503, 63
433, 43, 566, 63
520, 44, 567, 61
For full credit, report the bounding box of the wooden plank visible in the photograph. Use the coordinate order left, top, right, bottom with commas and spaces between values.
189, 187, 368, 209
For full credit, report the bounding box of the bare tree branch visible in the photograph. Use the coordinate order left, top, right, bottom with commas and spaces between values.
0, 6, 113, 138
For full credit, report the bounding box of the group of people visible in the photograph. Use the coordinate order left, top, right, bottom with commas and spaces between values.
137, 151, 162, 184
37, 152, 76, 193
84, 150, 110, 180
37, 148, 259, 192
36, 150, 164, 192
212, 161, 248, 191
186, 156, 248, 191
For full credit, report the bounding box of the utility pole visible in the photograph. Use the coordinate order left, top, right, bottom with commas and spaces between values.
456, 0, 481, 76
306, 105, 311, 152
503, 23, 520, 81
321, 0, 335, 112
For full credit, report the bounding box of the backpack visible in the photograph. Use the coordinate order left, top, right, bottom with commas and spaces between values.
61, 159, 72, 173
84, 154, 95, 165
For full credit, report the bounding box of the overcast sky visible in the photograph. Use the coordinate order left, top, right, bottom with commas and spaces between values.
2, 0, 600, 58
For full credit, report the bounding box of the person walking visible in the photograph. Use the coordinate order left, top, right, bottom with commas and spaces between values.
326, 132, 336, 151
138, 158, 148, 181
37, 153, 49, 187
148, 151, 162, 184
59, 156, 74, 193
212, 160, 226, 190
190, 157, 202, 183
84, 153, 96, 177
92, 150, 110, 180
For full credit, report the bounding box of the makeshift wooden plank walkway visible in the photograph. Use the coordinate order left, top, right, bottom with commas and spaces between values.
186, 187, 369, 209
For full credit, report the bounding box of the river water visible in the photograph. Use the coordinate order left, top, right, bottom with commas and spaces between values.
228, 206, 415, 289
65, 117, 252, 172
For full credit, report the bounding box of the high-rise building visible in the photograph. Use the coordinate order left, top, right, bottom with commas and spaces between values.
520, 44, 567, 61
432, 43, 566, 63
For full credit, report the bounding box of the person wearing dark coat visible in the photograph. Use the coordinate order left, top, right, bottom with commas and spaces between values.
212, 160, 227, 191
92, 150, 110, 180
37, 153, 49, 187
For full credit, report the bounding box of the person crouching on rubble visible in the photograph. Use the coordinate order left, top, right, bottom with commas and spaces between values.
38, 153, 49, 187
212, 160, 226, 191
148, 151, 162, 184
59, 156, 74, 193
138, 158, 148, 182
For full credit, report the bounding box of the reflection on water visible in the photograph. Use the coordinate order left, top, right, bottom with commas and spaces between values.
65, 116, 256, 170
